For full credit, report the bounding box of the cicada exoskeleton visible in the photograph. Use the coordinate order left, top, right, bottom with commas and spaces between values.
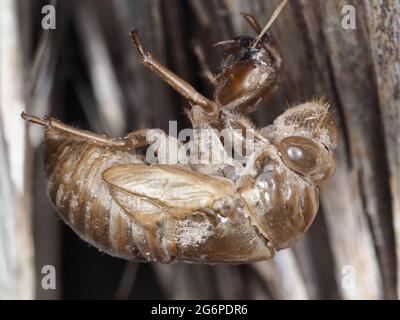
22, 5, 337, 263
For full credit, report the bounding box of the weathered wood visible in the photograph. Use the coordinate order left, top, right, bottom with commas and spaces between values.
365, 0, 400, 298
253, 251, 309, 299
75, 1, 127, 136
6, 0, 398, 299
0, 0, 35, 299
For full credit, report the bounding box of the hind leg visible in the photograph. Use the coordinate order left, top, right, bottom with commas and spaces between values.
21, 112, 149, 149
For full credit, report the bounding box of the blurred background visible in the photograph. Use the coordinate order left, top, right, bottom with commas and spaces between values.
0, 0, 399, 299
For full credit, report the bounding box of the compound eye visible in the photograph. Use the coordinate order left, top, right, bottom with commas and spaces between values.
287, 146, 304, 161
278, 136, 320, 175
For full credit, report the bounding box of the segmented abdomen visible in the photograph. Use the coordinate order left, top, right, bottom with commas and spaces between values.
42, 128, 275, 263
43, 128, 148, 260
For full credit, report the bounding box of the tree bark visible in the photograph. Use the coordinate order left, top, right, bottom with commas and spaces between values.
0, 0, 35, 299
365, 0, 400, 298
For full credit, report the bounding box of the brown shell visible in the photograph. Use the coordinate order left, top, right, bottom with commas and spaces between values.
239, 150, 320, 250
44, 128, 273, 263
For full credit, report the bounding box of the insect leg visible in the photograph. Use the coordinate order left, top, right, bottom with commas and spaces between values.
21, 112, 149, 149
241, 13, 263, 33
130, 30, 219, 117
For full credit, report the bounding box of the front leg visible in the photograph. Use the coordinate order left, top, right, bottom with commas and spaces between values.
130, 30, 220, 123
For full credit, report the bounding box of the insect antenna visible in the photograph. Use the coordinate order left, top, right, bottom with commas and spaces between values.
252, 0, 288, 49
215, 1, 288, 50
213, 39, 236, 47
